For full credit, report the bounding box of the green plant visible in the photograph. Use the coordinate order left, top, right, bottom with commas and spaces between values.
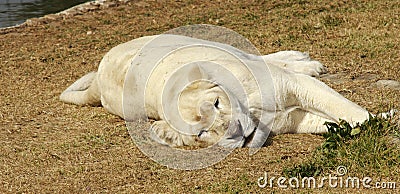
284, 115, 400, 178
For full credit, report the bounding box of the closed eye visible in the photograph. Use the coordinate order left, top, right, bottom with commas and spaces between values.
214, 98, 220, 109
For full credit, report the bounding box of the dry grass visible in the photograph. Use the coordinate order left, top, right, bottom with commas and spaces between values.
0, 0, 399, 193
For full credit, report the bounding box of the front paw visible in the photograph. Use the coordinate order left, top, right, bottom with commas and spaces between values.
150, 121, 184, 147
295, 61, 328, 77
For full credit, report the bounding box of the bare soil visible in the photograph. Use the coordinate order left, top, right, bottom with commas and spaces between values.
0, 0, 398, 193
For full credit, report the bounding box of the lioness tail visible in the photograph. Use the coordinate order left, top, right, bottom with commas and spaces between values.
60, 72, 101, 106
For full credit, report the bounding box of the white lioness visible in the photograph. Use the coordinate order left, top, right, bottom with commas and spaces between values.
60, 34, 370, 148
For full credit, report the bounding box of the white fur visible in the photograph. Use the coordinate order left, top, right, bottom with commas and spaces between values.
60, 35, 370, 148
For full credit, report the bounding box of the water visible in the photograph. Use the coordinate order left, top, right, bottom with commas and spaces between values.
0, 0, 92, 28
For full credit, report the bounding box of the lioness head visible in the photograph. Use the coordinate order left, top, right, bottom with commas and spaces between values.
177, 80, 257, 148
148, 62, 259, 148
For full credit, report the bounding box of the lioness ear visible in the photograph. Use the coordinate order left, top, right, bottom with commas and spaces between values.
188, 64, 209, 82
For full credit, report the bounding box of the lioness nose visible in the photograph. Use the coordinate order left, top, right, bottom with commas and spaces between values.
198, 130, 207, 137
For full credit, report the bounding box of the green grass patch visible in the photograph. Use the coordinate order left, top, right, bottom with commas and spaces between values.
284, 114, 400, 178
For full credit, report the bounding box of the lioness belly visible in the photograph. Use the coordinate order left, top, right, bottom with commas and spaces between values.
97, 36, 158, 118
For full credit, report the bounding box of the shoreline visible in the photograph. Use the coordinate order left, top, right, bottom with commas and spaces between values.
0, 0, 128, 34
